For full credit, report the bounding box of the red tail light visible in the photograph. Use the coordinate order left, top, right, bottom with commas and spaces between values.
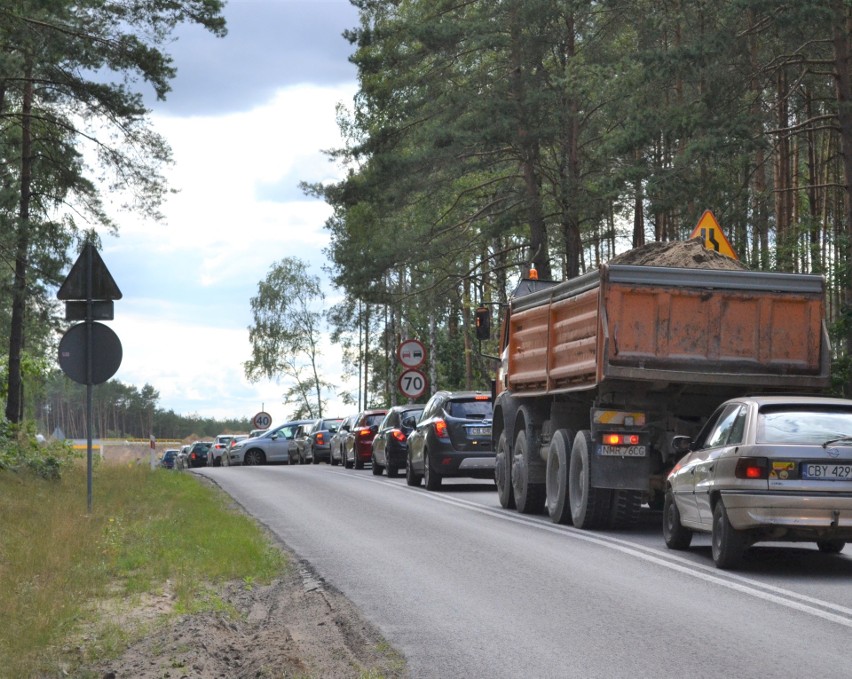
735, 457, 768, 480
316, 433, 325, 445
474, 394, 489, 401
392, 429, 407, 442
434, 419, 449, 438
356, 427, 371, 438
602, 433, 640, 445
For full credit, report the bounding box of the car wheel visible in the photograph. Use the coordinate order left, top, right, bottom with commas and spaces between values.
512, 429, 546, 514
406, 453, 422, 487
312, 451, 320, 465
354, 452, 364, 470
817, 539, 845, 554
344, 451, 353, 469
424, 450, 442, 490
386, 464, 398, 478
330, 448, 339, 466
545, 429, 573, 525
372, 454, 383, 476
711, 501, 748, 569
662, 489, 693, 550
495, 430, 515, 509
568, 430, 612, 529
244, 449, 264, 466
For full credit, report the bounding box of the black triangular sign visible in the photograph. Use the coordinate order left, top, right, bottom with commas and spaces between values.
57, 243, 123, 301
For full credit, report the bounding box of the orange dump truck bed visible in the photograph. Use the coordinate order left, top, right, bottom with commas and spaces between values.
505, 264, 830, 396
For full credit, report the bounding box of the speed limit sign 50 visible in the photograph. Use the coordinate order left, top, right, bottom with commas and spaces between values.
398, 369, 427, 399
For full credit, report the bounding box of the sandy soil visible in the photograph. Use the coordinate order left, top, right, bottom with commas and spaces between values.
609, 236, 748, 270
81, 556, 407, 679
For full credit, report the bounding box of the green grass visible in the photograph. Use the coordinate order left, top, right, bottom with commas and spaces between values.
0, 462, 287, 678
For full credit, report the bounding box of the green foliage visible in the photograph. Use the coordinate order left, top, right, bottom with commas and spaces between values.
0, 418, 79, 479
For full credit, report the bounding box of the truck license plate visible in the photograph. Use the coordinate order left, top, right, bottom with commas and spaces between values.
599, 445, 646, 457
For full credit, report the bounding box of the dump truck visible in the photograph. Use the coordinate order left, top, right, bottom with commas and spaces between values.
486, 259, 831, 528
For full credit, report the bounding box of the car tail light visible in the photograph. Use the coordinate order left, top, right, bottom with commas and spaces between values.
474, 394, 490, 401
392, 429, 407, 442
602, 433, 640, 446
356, 427, 371, 438
434, 419, 449, 438
735, 457, 768, 480
315, 433, 325, 445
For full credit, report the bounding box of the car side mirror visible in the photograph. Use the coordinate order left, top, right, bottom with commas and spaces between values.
402, 416, 416, 428
671, 435, 692, 455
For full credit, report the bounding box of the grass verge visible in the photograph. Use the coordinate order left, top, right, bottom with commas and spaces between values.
0, 461, 286, 678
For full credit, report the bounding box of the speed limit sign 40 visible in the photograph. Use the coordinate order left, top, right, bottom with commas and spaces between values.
252, 411, 272, 430
398, 369, 427, 400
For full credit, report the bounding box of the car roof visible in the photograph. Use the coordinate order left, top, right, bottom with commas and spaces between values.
724, 395, 852, 408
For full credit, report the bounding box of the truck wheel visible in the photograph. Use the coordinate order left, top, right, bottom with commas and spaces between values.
817, 539, 845, 554
568, 430, 612, 529
512, 430, 546, 514
662, 489, 692, 550
610, 490, 642, 529
711, 501, 747, 569
495, 431, 516, 509
546, 429, 573, 525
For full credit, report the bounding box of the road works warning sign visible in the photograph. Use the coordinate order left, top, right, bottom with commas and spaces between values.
689, 210, 737, 260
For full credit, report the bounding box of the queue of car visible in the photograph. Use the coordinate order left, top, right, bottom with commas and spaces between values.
164, 389, 852, 571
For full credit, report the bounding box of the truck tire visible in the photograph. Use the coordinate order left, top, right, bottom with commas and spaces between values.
568, 430, 612, 529
546, 429, 573, 525
609, 490, 642, 529
495, 431, 515, 509
512, 430, 546, 514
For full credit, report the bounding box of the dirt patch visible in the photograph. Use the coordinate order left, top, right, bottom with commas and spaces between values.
79, 558, 407, 679
609, 237, 748, 270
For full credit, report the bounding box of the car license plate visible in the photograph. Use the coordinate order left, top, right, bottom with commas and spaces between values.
469, 427, 491, 437
599, 445, 646, 457
802, 463, 852, 480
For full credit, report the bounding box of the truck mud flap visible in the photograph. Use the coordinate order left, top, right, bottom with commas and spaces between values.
590, 453, 650, 491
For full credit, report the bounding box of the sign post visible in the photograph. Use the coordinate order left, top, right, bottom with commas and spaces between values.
57, 243, 123, 513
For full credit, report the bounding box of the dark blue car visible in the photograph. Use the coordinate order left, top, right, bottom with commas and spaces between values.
160, 449, 179, 469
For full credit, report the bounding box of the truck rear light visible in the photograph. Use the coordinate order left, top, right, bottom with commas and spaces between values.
735, 457, 768, 480
602, 433, 639, 446
434, 419, 449, 438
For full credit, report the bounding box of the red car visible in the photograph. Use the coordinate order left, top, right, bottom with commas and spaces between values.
344, 409, 388, 470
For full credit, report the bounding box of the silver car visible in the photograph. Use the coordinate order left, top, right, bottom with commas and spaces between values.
664, 395, 852, 568
227, 420, 313, 466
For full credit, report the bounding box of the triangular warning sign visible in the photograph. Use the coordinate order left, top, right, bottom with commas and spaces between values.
688, 210, 737, 260
57, 243, 123, 301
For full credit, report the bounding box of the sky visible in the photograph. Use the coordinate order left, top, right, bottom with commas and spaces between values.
90, 0, 362, 426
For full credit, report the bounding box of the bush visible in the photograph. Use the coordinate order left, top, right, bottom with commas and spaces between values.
0, 419, 80, 479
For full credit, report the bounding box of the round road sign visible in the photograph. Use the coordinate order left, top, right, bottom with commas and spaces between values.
397, 338, 426, 368
398, 368, 427, 400
252, 411, 272, 430
58, 322, 123, 385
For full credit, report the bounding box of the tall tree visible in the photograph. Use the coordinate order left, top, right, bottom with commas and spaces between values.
245, 258, 332, 419
0, 0, 226, 423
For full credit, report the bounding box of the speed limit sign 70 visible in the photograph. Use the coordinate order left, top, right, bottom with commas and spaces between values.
398, 369, 427, 399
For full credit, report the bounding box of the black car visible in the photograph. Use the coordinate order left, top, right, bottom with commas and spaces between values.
187, 441, 212, 468
372, 405, 424, 477
308, 417, 344, 464
406, 391, 494, 490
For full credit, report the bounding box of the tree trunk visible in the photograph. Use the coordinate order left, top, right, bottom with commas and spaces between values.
6, 66, 33, 423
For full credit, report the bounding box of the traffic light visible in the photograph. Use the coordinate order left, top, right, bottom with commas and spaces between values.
475, 306, 491, 340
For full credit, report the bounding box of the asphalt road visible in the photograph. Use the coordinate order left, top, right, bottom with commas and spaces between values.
199, 464, 852, 679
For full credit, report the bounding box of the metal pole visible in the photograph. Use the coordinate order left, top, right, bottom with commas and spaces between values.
86, 245, 93, 513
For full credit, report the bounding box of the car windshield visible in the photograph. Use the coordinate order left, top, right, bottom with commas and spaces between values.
757, 406, 852, 445
448, 399, 492, 420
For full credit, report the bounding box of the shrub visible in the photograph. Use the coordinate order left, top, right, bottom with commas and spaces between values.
0, 419, 80, 479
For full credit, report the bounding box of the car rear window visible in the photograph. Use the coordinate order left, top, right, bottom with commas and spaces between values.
364, 414, 385, 426
448, 399, 492, 419
757, 406, 852, 445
